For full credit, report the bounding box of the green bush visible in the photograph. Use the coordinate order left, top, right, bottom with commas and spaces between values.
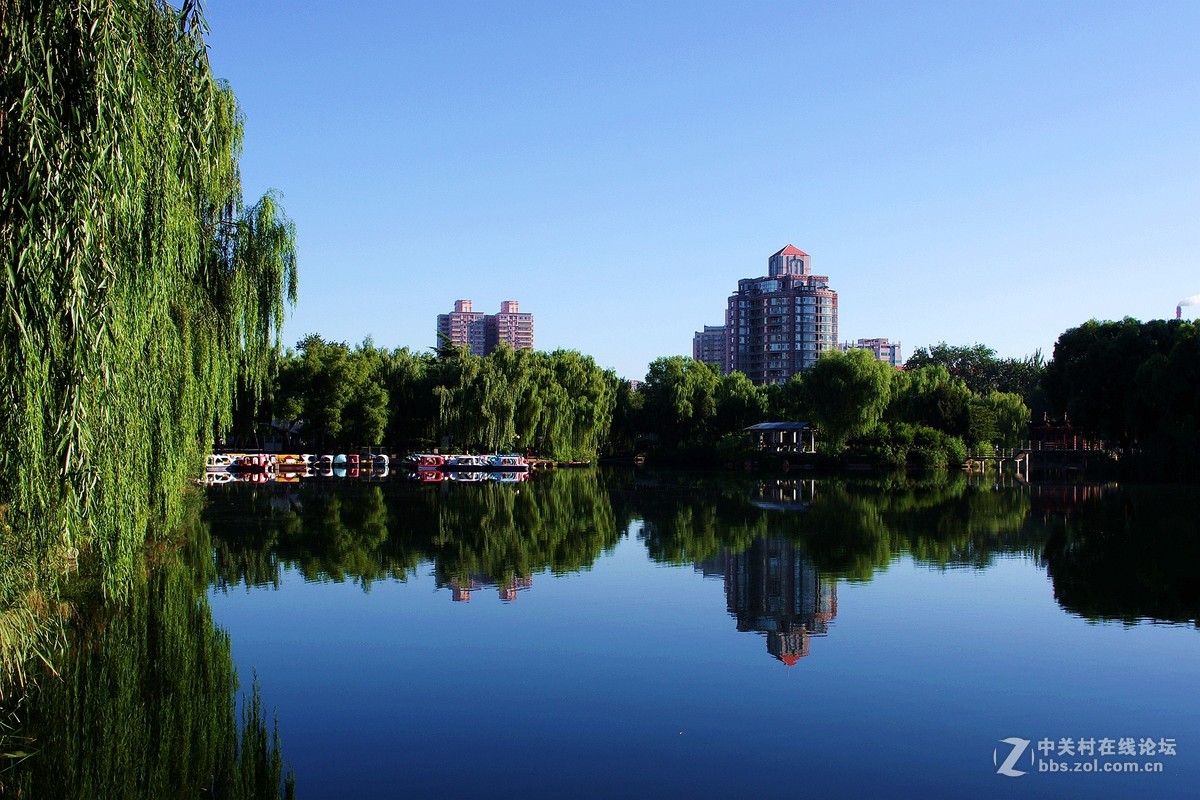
911, 426, 967, 469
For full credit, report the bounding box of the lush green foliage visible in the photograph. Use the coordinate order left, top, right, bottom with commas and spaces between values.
619, 349, 1030, 467
265, 340, 616, 459
1043, 317, 1200, 474
795, 349, 895, 453
273, 335, 388, 448
638, 357, 722, 448
259, 341, 1052, 470
856, 423, 969, 470
0, 507, 69, 692
629, 357, 769, 453
971, 390, 1028, 449
0, 1, 297, 603
888, 366, 970, 438
906, 342, 1045, 405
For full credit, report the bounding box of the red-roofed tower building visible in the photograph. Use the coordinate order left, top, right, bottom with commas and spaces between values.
725, 245, 838, 384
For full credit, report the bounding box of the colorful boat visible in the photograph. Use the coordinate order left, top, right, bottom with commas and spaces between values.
405, 453, 529, 473
407, 453, 446, 470
446, 454, 489, 469
230, 454, 274, 473
205, 452, 393, 483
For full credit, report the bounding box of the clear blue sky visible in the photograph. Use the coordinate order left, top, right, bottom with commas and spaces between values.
204, 0, 1200, 380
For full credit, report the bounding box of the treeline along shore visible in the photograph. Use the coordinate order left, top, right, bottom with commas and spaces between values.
249, 319, 1200, 480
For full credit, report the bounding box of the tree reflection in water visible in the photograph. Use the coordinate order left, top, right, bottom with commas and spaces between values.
204, 468, 1194, 630
1043, 485, 1200, 625
3, 504, 293, 799
205, 467, 1200, 657
8, 468, 1191, 795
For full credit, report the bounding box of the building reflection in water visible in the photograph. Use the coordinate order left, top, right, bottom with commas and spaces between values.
447, 574, 534, 602
750, 479, 816, 512
698, 538, 836, 665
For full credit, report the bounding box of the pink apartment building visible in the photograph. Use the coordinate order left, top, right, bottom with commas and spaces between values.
437, 299, 533, 356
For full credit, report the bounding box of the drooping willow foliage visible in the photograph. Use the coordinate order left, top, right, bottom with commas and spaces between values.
269, 339, 617, 460
0, 0, 297, 605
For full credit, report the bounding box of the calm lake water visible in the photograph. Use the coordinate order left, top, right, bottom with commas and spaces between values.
11, 468, 1200, 798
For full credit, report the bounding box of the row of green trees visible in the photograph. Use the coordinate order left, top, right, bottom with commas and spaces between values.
628, 323, 1200, 474
1044, 318, 1200, 471
249, 316, 1200, 476
630, 350, 1030, 467
905, 342, 1046, 406
262, 337, 616, 460
262, 338, 1036, 470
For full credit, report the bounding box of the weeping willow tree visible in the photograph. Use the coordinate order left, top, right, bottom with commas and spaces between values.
0, 0, 297, 679
425, 345, 616, 459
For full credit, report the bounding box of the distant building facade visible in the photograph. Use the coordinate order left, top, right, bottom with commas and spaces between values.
839, 337, 902, 367
436, 300, 487, 355
725, 245, 838, 384
437, 299, 533, 356
692, 324, 726, 370
486, 300, 534, 352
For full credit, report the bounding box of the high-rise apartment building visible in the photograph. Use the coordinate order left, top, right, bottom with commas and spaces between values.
486, 300, 534, 353
725, 245, 838, 384
437, 299, 533, 356
839, 337, 902, 367
436, 299, 488, 355
692, 324, 726, 370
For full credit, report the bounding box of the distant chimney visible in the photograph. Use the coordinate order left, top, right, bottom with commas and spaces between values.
1176, 294, 1200, 319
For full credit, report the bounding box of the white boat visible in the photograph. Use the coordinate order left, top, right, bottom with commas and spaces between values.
446, 454, 489, 469
486, 454, 529, 470
206, 454, 234, 471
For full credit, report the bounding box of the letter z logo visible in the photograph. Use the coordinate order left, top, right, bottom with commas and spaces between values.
994, 737, 1032, 777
